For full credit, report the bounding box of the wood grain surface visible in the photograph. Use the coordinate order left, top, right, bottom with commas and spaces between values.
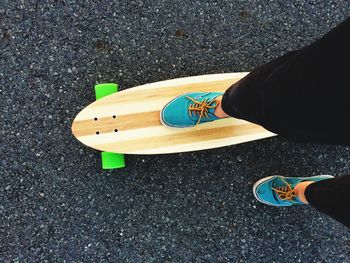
72, 73, 276, 154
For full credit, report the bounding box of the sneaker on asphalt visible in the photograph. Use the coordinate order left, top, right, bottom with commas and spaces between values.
253, 175, 334, 206
160, 92, 224, 128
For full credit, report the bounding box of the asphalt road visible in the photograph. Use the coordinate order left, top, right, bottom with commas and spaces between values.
1, 0, 350, 262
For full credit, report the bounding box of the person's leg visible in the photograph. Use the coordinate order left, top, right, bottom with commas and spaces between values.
221, 51, 299, 124
304, 174, 350, 228
293, 181, 314, 204
221, 17, 350, 145
160, 51, 298, 128
161, 49, 298, 128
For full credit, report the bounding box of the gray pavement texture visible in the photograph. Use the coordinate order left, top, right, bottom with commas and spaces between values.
1, 0, 350, 262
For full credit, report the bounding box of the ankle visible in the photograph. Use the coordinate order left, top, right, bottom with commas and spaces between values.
214, 96, 229, 118
294, 181, 314, 204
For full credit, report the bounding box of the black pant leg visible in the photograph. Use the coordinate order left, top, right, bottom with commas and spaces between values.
221, 50, 298, 124
304, 175, 350, 228
221, 17, 350, 145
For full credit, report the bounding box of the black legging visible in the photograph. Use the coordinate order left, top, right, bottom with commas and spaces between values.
305, 175, 349, 228
221, 17, 350, 228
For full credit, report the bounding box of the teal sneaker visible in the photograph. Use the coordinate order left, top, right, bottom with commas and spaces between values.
160, 92, 224, 128
253, 175, 334, 206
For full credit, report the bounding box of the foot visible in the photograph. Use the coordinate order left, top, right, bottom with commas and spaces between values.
253, 175, 334, 206
160, 92, 226, 128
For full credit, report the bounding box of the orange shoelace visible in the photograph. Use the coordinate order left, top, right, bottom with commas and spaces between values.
186, 96, 217, 126
272, 177, 297, 201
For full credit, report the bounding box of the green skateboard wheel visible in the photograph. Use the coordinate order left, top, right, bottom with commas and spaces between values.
101, 152, 125, 169
95, 83, 124, 169
95, 83, 118, 100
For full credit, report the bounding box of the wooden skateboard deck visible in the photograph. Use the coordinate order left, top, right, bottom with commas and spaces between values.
72, 73, 276, 154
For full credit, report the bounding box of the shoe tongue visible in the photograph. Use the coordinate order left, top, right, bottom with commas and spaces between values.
188, 98, 218, 121
272, 178, 300, 204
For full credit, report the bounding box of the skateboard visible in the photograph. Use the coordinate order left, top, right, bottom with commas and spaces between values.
71, 73, 276, 169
